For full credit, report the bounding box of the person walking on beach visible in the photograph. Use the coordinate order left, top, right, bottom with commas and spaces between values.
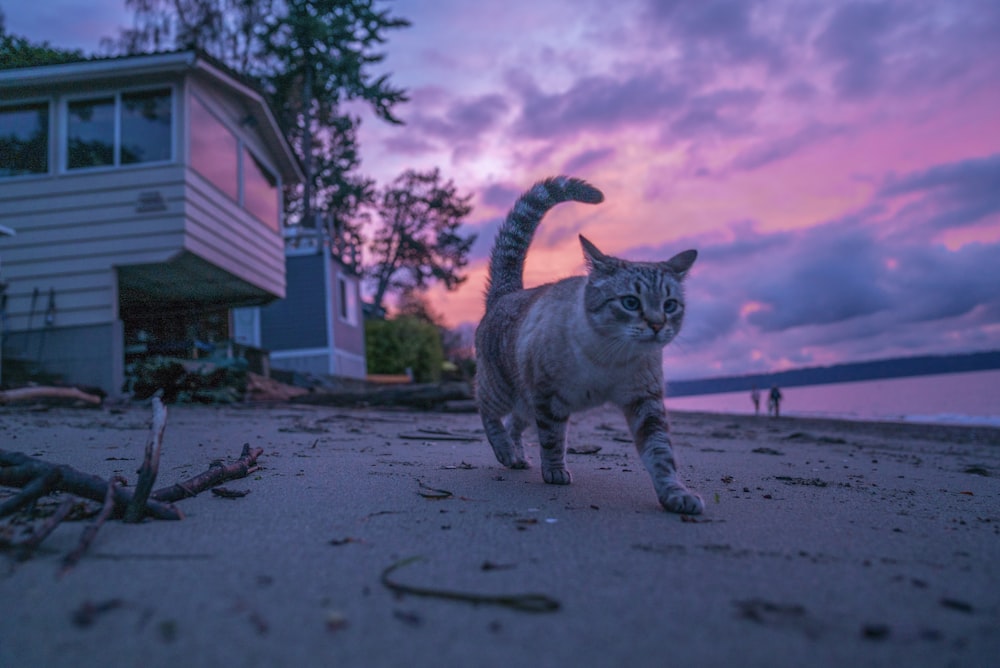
768, 385, 783, 418
751, 386, 761, 416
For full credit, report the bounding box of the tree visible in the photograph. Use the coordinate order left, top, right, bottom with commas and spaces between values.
367, 168, 477, 314
0, 10, 84, 69
259, 0, 409, 232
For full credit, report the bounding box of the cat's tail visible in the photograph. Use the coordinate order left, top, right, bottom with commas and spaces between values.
485, 176, 604, 310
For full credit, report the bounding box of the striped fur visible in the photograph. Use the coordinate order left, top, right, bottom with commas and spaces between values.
475, 175, 704, 514
485, 176, 603, 311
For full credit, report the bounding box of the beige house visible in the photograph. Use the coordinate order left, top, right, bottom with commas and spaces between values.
0, 51, 303, 394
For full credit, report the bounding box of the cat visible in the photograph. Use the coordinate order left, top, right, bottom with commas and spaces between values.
475, 176, 704, 514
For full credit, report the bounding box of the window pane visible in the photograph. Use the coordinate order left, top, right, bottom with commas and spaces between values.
0, 102, 49, 177
68, 97, 114, 169
189, 95, 238, 200
242, 146, 279, 230
121, 88, 172, 164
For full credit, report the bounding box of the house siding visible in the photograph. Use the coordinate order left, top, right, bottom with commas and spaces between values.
0, 165, 187, 331
182, 169, 284, 296
260, 253, 327, 350
255, 252, 367, 380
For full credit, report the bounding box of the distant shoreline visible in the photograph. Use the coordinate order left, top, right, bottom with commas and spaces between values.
666, 350, 1000, 397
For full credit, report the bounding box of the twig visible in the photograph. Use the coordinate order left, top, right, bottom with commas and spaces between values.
17, 496, 75, 561
124, 397, 167, 523
1, 450, 182, 520
61, 476, 125, 576
380, 556, 561, 613
0, 468, 61, 518
151, 444, 263, 503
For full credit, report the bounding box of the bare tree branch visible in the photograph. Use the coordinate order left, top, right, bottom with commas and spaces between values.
61, 476, 125, 576
124, 397, 167, 523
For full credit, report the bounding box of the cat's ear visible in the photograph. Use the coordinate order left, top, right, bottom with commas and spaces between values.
580, 235, 615, 275
664, 249, 697, 278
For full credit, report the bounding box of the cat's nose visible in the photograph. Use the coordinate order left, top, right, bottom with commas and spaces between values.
646, 318, 665, 332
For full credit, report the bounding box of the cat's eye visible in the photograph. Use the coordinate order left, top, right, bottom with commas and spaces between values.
620, 296, 641, 311
664, 299, 680, 314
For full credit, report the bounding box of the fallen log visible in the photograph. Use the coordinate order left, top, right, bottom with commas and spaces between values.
292, 381, 474, 410
0, 386, 102, 407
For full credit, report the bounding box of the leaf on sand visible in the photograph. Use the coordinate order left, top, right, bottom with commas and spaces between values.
380, 556, 560, 613
211, 487, 251, 499
417, 481, 453, 499
399, 429, 480, 442
567, 445, 602, 455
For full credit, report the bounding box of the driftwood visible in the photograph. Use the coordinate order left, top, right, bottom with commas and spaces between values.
0, 386, 102, 407
293, 381, 474, 410
0, 399, 265, 572
0, 450, 182, 521
151, 443, 263, 503
61, 476, 124, 576
124, 397, 167, 523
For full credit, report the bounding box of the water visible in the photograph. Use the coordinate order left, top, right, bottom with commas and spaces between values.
665, 368, 1000, 427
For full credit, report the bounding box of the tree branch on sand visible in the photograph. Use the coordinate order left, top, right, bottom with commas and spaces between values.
0, 398, 264, 573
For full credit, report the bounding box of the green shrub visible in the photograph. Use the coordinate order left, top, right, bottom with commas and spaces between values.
365, 317, 443, 383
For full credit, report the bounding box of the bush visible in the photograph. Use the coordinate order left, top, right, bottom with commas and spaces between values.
365, 317, 443, 383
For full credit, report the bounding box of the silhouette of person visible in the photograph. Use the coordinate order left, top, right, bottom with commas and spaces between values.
768, 385, 783, 418
751, 386, 761, 416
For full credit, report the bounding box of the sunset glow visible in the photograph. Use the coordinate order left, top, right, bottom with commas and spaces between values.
8, 0, 999, 380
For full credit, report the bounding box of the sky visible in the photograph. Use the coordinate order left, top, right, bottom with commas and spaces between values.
5, 0, 1000, 380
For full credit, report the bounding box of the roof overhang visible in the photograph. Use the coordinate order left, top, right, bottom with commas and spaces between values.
0, 51, 304, 185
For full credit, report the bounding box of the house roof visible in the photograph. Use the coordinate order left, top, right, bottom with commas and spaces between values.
0, 50, 304, 184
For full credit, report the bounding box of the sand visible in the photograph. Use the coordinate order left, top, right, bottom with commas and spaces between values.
1, 401, 998, 668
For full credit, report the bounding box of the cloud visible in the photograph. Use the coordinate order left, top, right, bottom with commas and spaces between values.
728, 123, 846, 172
878, 153, 1000, 232
401, 92, 509, 142
479, 183, 521, 210
669, 88, 761, 139
562, 146, 616, 175
814, 2, 896, 99
510, 69, 688, 140
641, 0, 786, 72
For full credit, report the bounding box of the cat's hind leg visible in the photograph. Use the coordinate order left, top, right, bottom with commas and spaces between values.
622, 398, 704, 514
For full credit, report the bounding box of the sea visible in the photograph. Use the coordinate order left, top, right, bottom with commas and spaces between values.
665, 368, 1000, 427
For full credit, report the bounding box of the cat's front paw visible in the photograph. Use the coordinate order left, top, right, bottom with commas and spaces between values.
492, 448, 529, 469
658, 486, 704, 515
542, 467, 572, 485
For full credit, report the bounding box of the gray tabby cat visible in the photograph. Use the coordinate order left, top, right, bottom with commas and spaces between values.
475, 176, 704, 514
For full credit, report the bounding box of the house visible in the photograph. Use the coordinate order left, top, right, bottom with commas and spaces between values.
0, 51, 307, 394
232, 221, 367, 380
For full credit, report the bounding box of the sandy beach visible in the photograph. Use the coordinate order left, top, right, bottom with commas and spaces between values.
1, 400, 998, 667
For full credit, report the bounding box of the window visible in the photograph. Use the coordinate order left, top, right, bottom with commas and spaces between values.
242, 146, 279, 230
67, 97, 115, 168
121, 89, 172, 164
0, 101, 49, 177
66, 88, 172, 170
190, 94, 282, 230
189, 94, 238, 201
338, 274, 358, 326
